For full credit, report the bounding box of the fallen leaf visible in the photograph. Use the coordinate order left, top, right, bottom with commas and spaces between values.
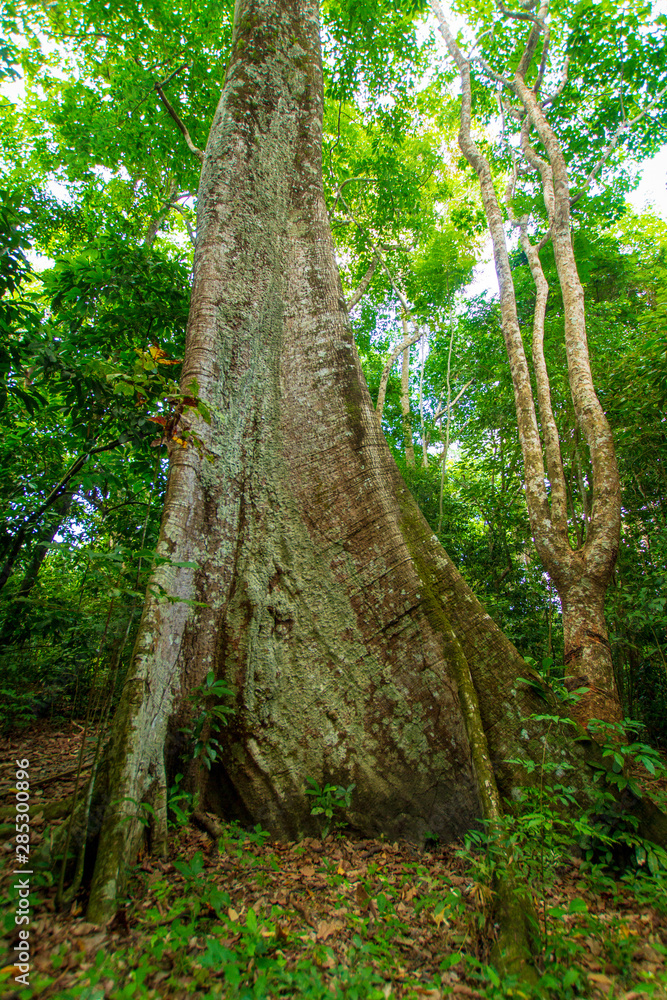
635, 943, 664, 963
71, 922, 100, 936
81, 932, 107, 951
585, 935, 602, 956
316, 919, 343, 941
356, 885, 371, 908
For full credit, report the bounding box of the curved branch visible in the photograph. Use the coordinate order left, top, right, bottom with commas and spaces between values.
155, 75, 204, 163
496, 0, 545, 26
516, 0, 548, 79
170, 202, 197, 245
540, 55, 569, 108
533, 23, 550, 95
332, 176, 377, 212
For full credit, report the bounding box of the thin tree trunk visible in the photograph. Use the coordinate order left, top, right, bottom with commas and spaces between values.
418, 337, 429, 468
0, 441, 119, 593
437, 311, 455, 533
431, 0, 622, 728
400, 318, 415, 467
375, 324, 423, 423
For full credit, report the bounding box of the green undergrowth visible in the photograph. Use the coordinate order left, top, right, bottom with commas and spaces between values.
3, 815, 667, 1000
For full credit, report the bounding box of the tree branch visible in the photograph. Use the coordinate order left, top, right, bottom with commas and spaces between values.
473, 54, 513, 88
347, 256, 379, 312
495, 0, 545, 25
336, 186, 413, 315
156, 63, 190, 90
520, 117, 555, 222
533, 23, 550, 95
432, 380, 473, 423
170, 202, 197, 245
155, 70, 204, 163
519, 225, 569, 534
0, 439, 121, 593
540, 55, 569, 107
335, 183, 427, 424
332, 176, 377, 212
516, 0, 549, 79
376, 323, 425, 423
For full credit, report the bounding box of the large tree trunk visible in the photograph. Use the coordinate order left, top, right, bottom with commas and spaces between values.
84, 0, 631, 926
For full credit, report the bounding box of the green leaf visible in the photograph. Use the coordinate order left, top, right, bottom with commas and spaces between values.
563, 967, 580, 987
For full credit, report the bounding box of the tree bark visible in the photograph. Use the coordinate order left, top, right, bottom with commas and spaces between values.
85, 0, 633, 925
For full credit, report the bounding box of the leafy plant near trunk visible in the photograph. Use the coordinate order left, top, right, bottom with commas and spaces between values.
9, 810, 667, 999
304, 778, 355, 837
167, 773, 197, 827
180, 670, 235, 771
455, 702, 667, 988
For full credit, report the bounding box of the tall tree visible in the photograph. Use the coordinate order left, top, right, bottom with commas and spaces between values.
429, 0, 667, 727
82, 0, 591, 940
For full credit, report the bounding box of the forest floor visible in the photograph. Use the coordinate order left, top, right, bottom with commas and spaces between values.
1, 722, 667, 1000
